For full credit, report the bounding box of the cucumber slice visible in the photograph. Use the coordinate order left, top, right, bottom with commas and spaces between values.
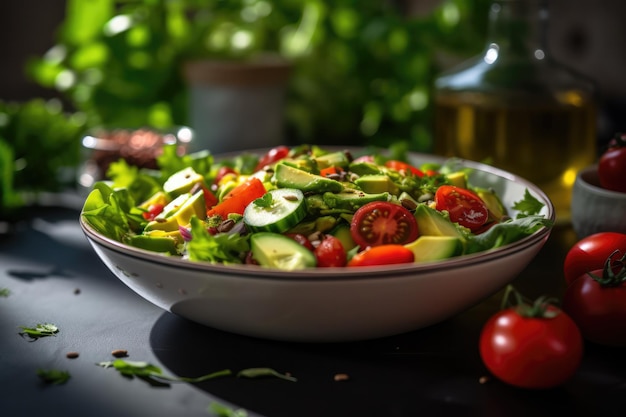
250, 232, 317, 270
243, 188, 307, 234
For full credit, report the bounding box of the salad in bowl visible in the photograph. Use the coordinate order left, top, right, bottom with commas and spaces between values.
79, 144, 554, 342
81, 144, 551, 271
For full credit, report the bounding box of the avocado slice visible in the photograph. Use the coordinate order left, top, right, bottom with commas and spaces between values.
323, 190, 389, 212
163, 167, 205, 197
414, 204, 465, 238
445, 171, 468, 189
145, 191, 206, 232
348, 161, 382, 176
314, 151, 351, 170
139, 191, 170, 211
329, 222, 357, 251
354, 175, 399, 195
404, 235, 464, 263
475, 187, 508, 222
274, 163, 343, 193
128, 231, 181, 255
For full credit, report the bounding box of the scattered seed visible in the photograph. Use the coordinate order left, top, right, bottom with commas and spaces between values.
334, 373, 350, 382
400, 198, 417, 211
217, 219, 235, 233
479, 375, 490, 384
111, 349, 128, 358
66, 351, 80, 359
282, 194, 299, 202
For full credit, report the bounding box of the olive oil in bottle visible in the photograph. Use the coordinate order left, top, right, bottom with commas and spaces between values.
433, 0, 597, 223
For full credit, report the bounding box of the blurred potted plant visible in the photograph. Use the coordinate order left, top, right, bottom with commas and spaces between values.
26, 0, 491, 153
0, 98, 86, 221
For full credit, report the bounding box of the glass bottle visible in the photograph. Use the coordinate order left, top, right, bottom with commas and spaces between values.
433, 0, 597, 224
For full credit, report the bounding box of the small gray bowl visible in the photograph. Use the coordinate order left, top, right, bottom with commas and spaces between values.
571, 165, 626, 239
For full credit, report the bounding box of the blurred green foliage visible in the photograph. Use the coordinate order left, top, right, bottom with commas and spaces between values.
0, 99, 86, 214
27, 0, 490, 149
2, 0, 491, 213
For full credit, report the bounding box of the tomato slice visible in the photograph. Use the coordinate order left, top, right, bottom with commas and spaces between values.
142, 203, 165, 221
350, 202, 419, 249
206, 177, 266, 218
348, 244, 414, 267
254, 146, 290, 172
435, 185, 488, 231
384, 160, 424, 177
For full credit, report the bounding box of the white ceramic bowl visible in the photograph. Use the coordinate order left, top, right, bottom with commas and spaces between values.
80, 151, 554, 343
571, 165, 626, 239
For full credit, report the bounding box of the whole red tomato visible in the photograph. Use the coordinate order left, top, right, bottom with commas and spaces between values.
563, 232, 626, 285
479, 286, 583, 389
598, 133, 626, 193
314, 235, 347, 267
562, 250, 626, 347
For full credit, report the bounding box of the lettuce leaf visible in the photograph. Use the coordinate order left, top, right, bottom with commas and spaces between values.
186, 217, 250, 264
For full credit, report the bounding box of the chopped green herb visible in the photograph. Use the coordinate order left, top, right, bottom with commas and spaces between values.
237, 367, 297, 382
97, 360, 298, 388
208, 402, 248, 417
253, 193, 274, 208
19, 323, 59, 340
37, 369, 71, 385
0, 288, 10, 297
513, 189, 545, 217
97, 359, 231, 385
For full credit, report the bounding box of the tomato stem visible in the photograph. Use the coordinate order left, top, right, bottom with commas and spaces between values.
588, 250, 626, 287
614, 132, 626, 148
500, 285, 559, 318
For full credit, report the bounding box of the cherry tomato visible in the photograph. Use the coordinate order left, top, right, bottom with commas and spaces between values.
254, 146, 290, 172
435, 185, 488, 231
350, 201, 419, 249
347, 244, 414, 267
479, 287, 583, 389
314, 235, 347, 267
142, 203, 164, 221
563, 232, 626, 285
384, 160, 424, 177
285, 233, 315, 251
562, 250, 626, 347
598, 133, 626, 193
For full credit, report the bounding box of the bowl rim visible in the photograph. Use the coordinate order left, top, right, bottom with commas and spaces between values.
576, 164, 626, 199
79, 150, 554, 282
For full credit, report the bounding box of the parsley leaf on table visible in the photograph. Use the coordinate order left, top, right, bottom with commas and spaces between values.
97, 359, 232, 386
37, 369, 71, 385
19, 323, 59, 340
209, 402, 249, 417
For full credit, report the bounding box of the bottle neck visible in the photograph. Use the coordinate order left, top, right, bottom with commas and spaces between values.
484, 0, 549, 62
